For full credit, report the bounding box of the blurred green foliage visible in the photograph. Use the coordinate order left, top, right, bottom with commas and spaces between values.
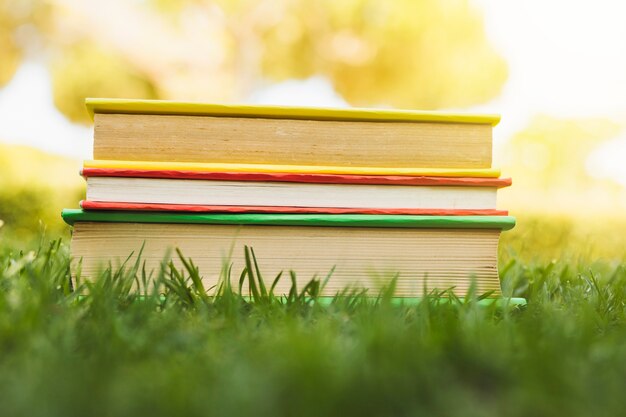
499, 215, 626, 299
501, 215, 626, 265
0, 144, 83, 241
0, 0, 51, 84
51, 42, 158, 123
1, 0, 507, 124
505, 116, 621, 190
0, 17, 21, 86
258, 0, 507, 108
501, 116, 626, 215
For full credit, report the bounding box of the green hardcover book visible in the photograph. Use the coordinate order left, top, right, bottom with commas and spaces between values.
63, 210, 515, 298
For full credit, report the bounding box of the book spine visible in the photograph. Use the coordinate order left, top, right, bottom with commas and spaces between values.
61, 209, 517, 230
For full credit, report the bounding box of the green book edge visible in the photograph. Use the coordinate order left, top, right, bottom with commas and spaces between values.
76, 294, 526, 306
312, 296, 527, 306
62, 209, 516, 230
85, 98, 501, 126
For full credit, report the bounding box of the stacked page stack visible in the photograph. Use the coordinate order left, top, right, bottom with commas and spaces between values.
62, 99, 516, 298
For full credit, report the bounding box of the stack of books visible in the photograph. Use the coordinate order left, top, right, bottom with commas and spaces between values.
62, 98, 516, 298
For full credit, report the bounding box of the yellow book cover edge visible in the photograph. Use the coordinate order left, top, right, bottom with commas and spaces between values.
84, 160, 501, 178
85, 98, 501, 126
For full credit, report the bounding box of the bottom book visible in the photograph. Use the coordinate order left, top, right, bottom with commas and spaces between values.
62, 210, 515, 298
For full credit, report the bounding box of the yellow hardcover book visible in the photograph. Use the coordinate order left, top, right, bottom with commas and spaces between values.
86, 98, 499, 169
83, 160, 501, 178
86, 98, 500, 124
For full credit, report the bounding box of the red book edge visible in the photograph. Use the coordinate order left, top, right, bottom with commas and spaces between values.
81, 168, 512, 188
80, 201, 508, 216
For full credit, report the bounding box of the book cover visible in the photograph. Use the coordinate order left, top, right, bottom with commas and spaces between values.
80, 201, 509, 216
86, 98, 501, 125
61, 209, 516, 230
82, 165, 511, 186
83, 160, 502, 178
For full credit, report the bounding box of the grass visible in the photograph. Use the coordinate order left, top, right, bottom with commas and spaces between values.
0, 217, 625, 417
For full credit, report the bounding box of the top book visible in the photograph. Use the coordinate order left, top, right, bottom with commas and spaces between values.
87, 98, 500, 169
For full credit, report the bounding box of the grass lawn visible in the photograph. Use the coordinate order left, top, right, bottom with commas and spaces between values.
0, 216, 625, 417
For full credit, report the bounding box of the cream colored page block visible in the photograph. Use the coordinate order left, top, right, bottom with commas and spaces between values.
71, 223, 501, 297
86, 177, 498, 209
94, 114, 493, 168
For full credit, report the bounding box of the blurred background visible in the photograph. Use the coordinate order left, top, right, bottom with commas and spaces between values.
1, 0, 625, 258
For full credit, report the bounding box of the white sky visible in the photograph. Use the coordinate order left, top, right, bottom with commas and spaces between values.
0, 0, 624, 182
471, 0, 626, 130
0, 62, 93, 159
